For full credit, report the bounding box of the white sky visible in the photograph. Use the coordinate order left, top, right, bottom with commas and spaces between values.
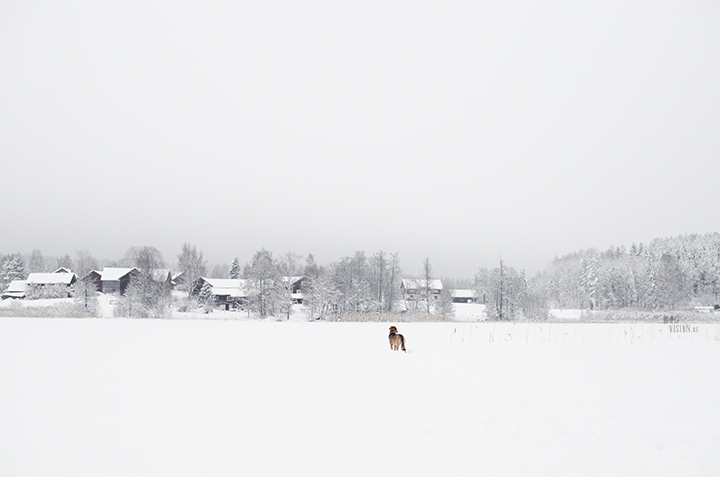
1, 0, 719, 278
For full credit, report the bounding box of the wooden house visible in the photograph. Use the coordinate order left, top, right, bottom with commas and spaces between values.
282, 276, 307, 303
25, 272, 77, 298
400, 279, 444, 300
83, 268, 140, 295
193, 277, 248, 310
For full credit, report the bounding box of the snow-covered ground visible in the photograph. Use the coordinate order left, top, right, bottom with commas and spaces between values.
453, 302, 487, 321
549, 308, 588, 321
1, 319, 718, 476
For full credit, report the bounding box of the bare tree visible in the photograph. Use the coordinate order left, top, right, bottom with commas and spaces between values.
56, 254, 73, 271
75, 249, 99, 278
245, 249, 280, 318
370, 251, 387, 311
177, 243, 207, 298
422, 256, 434, 315
28, 249, 45, 273
276, 252, 302, 320
387, 252, 401, 312
124, 246, 165, 272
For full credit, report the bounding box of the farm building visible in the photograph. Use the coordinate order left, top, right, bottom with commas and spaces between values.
2, 269, 77, 299
2, 280, 27, 299
83, 268, 140, 295
193, 277, 248, 310
282, 276, 306, 303
400, 278, 444, 300
451, 289, 478, 303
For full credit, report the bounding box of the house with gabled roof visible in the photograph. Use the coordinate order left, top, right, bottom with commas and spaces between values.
83, 268, 140, 295
281, 276, 307, 303
26, 272, 77, 287
2, 269, 78, 299
152, 269, 173, 291
172, 271, 185, 288
193, 277, 248, 310
401, 278, 444, 300
24, 272, 77, 298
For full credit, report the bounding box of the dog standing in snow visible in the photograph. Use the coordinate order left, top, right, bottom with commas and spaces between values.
388, 326, 406, 352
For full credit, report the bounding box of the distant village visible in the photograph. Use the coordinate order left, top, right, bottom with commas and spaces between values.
3, 231, 720, 321
1, 266, 478, 314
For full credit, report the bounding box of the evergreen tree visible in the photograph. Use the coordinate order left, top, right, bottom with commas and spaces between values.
198, 282, 214, 312
229, 257, 241, 279
1, 255, 26, 290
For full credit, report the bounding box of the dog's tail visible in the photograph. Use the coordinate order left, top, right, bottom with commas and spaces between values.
400, 334, 406, 352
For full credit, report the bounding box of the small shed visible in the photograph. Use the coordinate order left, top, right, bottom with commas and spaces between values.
451, 289, 477, 304
2, 280, 27, 299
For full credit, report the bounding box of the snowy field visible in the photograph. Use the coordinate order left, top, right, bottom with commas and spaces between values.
1, 319, 719, 477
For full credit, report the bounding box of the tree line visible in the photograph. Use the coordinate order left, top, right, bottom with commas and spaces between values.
471, 233, 720, 320
2, 232, 719, 319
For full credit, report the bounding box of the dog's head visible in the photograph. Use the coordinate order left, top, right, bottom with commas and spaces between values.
389, 326, 398, 333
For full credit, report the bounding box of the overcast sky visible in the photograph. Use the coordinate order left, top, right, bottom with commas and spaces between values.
1, 0, 719, 278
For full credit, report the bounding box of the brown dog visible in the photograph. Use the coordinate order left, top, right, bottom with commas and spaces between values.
388, 326, 406, 352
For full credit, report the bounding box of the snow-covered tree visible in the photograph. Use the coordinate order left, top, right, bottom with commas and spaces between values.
198, 282, 214, 312
73, 279, 99, 316
56, 254, 73, 272
579, 250, 600, 309
177, 243, 207, 297
124, 246, 165, 271
276, 252, 302, 320
1, 254, 26, 290
436, 286, 455, 318
386, 252, 401, 312
229, 257, 241, 279
475, 260, 529, 321
116, 272, 168, 318
208, 263, 229, 279
245, 249, 280, 318
422, 256, 434, 315
27, 249, 45, 273
74, 249, 99, 278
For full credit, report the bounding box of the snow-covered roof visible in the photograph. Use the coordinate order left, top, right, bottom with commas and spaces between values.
282, 276, 305, 284
212, 287, 247, 298
53, 267, 73, 274
26, 273, 76, 285
402, 279, 443, 290
2, 280, 28, 297
451, 289, 476, 299
202, 278, 246, 288
100, 268, 139, 281
200, 278, 248, 297
152, 269, 172, 281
